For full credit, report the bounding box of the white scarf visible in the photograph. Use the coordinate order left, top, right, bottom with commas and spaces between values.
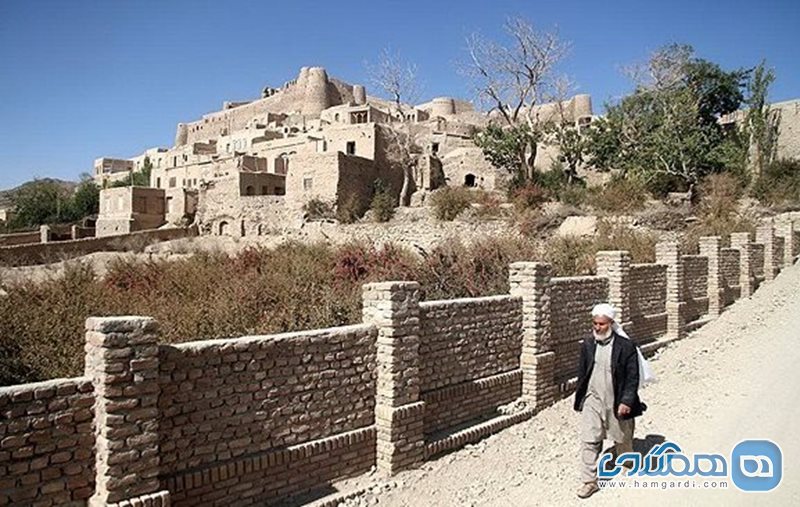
591, 303, 656, 387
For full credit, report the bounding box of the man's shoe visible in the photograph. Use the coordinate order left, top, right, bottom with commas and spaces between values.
577, 481, 600, 499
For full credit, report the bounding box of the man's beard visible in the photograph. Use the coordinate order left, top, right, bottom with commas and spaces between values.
593, 328, 612, 342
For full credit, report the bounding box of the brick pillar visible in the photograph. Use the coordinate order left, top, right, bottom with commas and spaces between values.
595, 251, 632, 327
699, 236, 722, 318
40, 225, 50, 244
85, 317, 168, 507
730, 232, 754, 297
362, 282, 424, 476
655, 242, 686, 341
776, 220, 795, 267
756, 222, 776, 281
509, 262, 555, 411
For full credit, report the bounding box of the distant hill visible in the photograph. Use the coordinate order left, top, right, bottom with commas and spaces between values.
0, 178, 78, 209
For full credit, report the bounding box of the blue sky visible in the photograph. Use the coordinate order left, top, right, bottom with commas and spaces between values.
0, 0, 797, 191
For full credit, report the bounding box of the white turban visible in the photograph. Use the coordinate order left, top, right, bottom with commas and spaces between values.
591, 303, 630, 339
591, 303, 656, 386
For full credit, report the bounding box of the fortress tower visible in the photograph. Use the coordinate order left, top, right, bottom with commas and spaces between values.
302, 67, 331, 116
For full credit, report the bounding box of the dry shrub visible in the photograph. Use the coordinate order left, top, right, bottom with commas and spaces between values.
510, 183, 547, 211
682, 173, 755, 252
542, 236, 595, 277
752, 159, 800, 207
587, 177, 648, 214
593, 221, 658, 264
416, 236, 537, 299
336, 194, 367, 224
472, 190, 506, 219
430, 187, 473, 221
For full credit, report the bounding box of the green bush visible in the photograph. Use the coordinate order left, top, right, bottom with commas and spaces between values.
303, 198, 335, 220
336, 194, 367, 224
431, 187, 472, 221
369, 180, 396, 223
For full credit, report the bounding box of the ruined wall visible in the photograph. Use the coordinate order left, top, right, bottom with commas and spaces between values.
418, 296, 522, 436
181, 67, 358, 145
0, 227, 197, 267
0, 230, 40, 247
628, 264, 668, 343
158, 325, 376, 505
0, 378, 95, 505
683, 255, 709, 322
549, 276, 608, 385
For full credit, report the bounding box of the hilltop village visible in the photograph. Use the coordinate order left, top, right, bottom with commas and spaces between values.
91, 66, 594, 238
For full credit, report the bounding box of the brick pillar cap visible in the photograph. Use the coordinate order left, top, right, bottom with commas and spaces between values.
362, 281, 419, 291
85, 316, 158, 333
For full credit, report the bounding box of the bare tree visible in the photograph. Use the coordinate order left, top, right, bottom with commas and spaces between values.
366, 48, 422, 206
463, 17, 570, 180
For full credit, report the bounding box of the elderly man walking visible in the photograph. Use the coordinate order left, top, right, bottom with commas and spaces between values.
574, 303, 645, 499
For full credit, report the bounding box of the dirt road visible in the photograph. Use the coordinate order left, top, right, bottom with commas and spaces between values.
340, 262, 800, 506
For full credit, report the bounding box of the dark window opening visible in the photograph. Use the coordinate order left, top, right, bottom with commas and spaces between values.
464, 174, 476, 187
432, 143, 440, 155
346, 141, 356, 155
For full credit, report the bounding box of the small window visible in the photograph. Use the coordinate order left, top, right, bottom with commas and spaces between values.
432, 143, 440, 155
303, 178, 313, 191
346, 141, 356, 155
156, 177, 161, 188
464, 174, 476, 187
169, 177, 176, 188
261, 186, 268, 195
275, 186, 285, 196
245, 185, 255, 196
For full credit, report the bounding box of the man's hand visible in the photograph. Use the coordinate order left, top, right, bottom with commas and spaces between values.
617, 403, 631, 417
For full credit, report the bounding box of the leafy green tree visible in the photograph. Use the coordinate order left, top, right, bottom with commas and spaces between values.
8, 180, 72, 229
69, 178, 100, 220
745, 61, 779, 178
474, 123, 542, 188
586, 44, 750, 195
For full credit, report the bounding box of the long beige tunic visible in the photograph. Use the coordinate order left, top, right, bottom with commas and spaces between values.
580, 337, 633, 443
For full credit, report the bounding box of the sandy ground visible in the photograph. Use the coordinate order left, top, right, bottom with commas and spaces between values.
333, 261, 800, 507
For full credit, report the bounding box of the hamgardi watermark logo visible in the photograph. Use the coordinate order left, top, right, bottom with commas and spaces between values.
598, 439, 782, 492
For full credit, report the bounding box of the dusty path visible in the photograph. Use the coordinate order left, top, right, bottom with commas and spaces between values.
340, 262, 800, 507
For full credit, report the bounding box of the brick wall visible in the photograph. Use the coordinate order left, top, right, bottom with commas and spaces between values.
549, 276, 608, 385
721, 248, 741, 306
418, 296, 522, 392
752, 243, 765, 290
628, 264, 667, 343
418, 296, 523, 437
157, 325, 376, 505
0, 378, 94, 505
682, 255, 709, 322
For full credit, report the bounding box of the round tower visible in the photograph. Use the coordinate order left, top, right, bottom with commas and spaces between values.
353, 84, 366, 105
431, 97, 457, 117
302, 67, 330, 116
296, 67, 310, 89
572, 94, 593, 119
175, 123, 188, 147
